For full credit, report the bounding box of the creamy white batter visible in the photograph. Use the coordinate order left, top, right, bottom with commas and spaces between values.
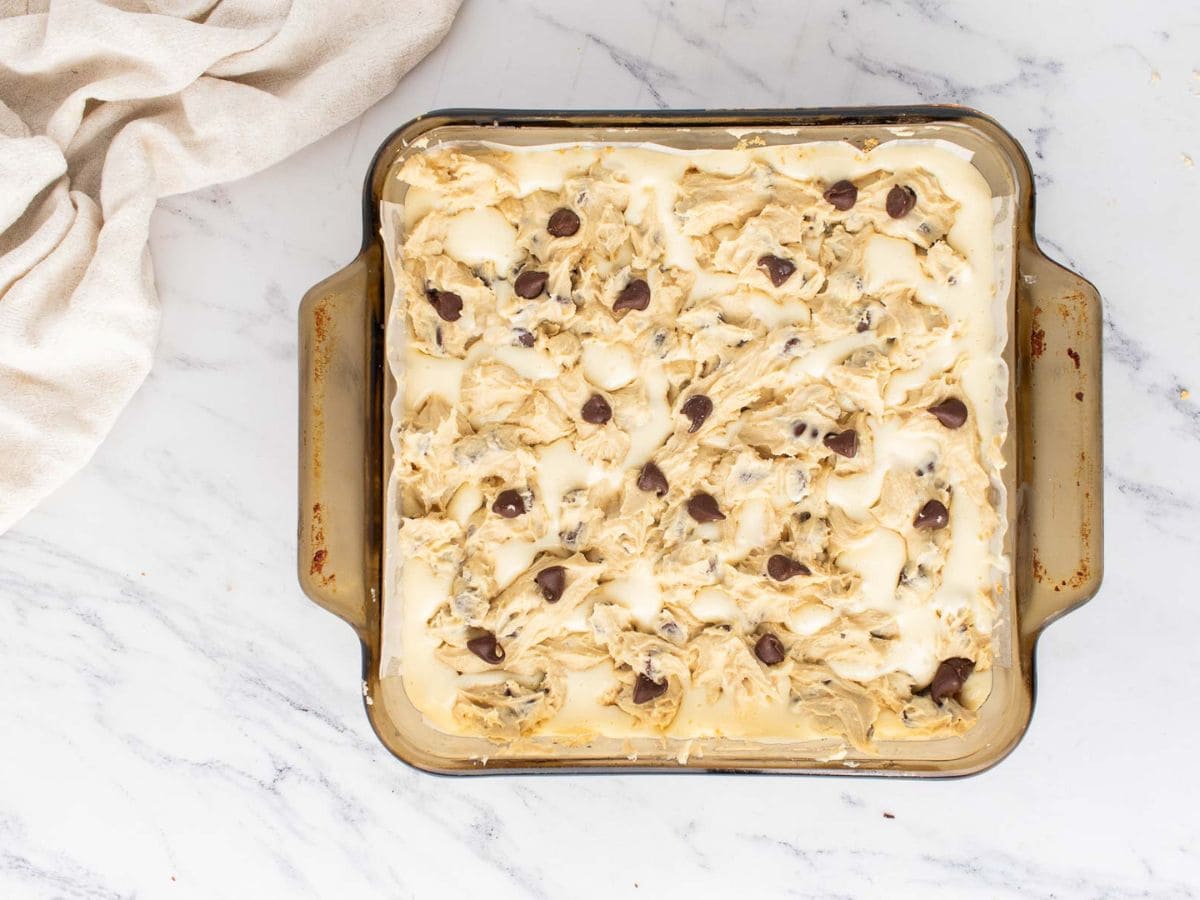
380, 136, 1008, 753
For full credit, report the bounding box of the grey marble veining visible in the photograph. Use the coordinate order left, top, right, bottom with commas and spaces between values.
2, 0, 1199, 897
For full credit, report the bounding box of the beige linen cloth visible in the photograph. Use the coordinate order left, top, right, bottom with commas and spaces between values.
0, 0, 460, 533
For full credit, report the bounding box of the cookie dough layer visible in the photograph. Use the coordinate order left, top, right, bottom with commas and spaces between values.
382, 137, 1008, 753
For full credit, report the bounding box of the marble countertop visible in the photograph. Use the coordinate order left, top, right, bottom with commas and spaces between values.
3, 1, 1198, 897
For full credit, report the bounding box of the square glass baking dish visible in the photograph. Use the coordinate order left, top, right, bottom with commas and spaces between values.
298, 107, 1102, 776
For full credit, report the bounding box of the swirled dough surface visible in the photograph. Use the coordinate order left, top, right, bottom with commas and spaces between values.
383, 137, 1008, 753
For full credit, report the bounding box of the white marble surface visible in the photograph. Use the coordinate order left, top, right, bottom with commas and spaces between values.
2, 1, 1198, 897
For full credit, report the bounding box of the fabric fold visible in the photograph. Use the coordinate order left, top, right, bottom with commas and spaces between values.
0, 0, 461, 532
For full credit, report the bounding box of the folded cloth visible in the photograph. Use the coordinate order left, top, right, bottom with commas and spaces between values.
0, 0, 460, 533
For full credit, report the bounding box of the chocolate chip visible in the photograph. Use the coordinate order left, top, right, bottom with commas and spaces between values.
754, 632, 787, 666
534, 565, 566, 603
757, 254, 797, 287
581, 393, 612, 425
632, 674, 667, 704
687, 492, 725, 523
767, 554, 810, 581
426, 289, 462, 322
886, 184, 917, 219
929, 657, 975, 704
466, 633, 505, 664
823, 429, 858, 458
929, 397, 968, 429
514, 270, 548, 299
492, 489, 527, 518
637, 462, 669, 497
792, 421, 807, 437
681, 394, 713, 432
914, 499, 949, 530
547, 207, 581, 237
856, 311, 871, 333
613, 278, 650, 312
823, 179, 858, 211
515, 328, 536, 347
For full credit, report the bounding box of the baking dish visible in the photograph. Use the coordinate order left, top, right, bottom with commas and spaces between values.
297, 106, 1102, 776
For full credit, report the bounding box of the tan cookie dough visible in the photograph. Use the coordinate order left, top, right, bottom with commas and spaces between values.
382, 137, 1008, 753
